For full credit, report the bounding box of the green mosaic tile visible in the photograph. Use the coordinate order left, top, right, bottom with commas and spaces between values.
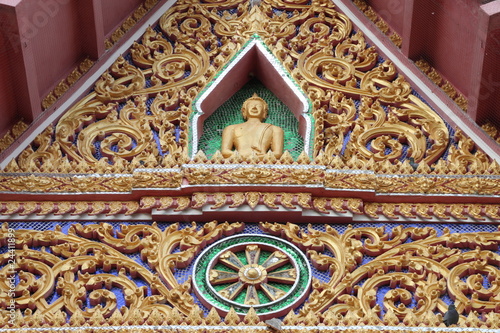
234, 289, 247, 304
258, 290, 269, 303
268, 281, 292, 292
258, 251, 271, 265
236, 251, 248, 265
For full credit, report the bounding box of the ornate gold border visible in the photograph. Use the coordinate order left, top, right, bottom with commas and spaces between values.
481, 122, 500, 145
8, 308, 500, 328
415, 59, 468, 112
41, 57, 95, 110
1, 159, 500, 195
352, 0, 402, 48
104, 0, 161, 49
0, 195, 498, 221
0, 120, 28, 154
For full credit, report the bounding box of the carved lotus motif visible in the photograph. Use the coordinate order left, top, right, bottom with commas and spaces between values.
185, 168, 214, 184
230, 168, 274, 183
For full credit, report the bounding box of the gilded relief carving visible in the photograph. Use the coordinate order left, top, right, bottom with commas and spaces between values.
482, 122, 500, 145
3, 221, 244, 322
1, 155, 499, 194
5, 221, 500, 327
0, 121, 28, 154
260, 222, 500, 322
352, 0, 402, 48
415, 59, 468, 112
42, 58, 95, 110
4, 0, 493, 183
104, 0, 162, 49
4, 1, 500, 329
0, 195, 497, 221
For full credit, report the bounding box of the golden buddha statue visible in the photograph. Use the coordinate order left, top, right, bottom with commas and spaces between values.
221, 93, 284, 159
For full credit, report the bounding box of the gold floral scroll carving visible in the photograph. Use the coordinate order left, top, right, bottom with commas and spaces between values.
4, 0, 492, 180
2, 221, 243, 322
5, 222, 500, 328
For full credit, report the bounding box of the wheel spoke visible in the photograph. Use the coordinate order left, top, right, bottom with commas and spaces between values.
261, 250, 289, 271
219, 250, 245, 270
260, 283, 287, 301
245, 245, 261, 265
267, 268, 297, 284
209, 269, 239, 285
219, 281, 245, 300
244, 285, 260, 305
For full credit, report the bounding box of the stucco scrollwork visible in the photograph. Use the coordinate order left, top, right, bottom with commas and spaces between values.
5, 222, 500, 327
1, 0, 494, 192
3, 221, 244, 322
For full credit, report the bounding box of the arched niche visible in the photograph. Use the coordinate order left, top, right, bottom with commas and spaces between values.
190, 37, 312, 159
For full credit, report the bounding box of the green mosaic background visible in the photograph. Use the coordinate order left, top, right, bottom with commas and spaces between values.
193, 235, 311, 315
198, 79, 305, 159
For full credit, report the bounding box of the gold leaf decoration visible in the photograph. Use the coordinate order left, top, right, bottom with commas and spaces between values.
415, 58, 468, 112
0, 120, 28, 154
5, 221, 500, 327
0, 197, 498, 222
1, 0, 496, 201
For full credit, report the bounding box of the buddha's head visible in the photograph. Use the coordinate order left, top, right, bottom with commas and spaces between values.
242, 93, 268, 121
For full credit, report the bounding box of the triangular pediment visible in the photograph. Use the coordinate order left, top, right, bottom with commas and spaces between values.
5, 1, 500, 330
0, 0, 499, 204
